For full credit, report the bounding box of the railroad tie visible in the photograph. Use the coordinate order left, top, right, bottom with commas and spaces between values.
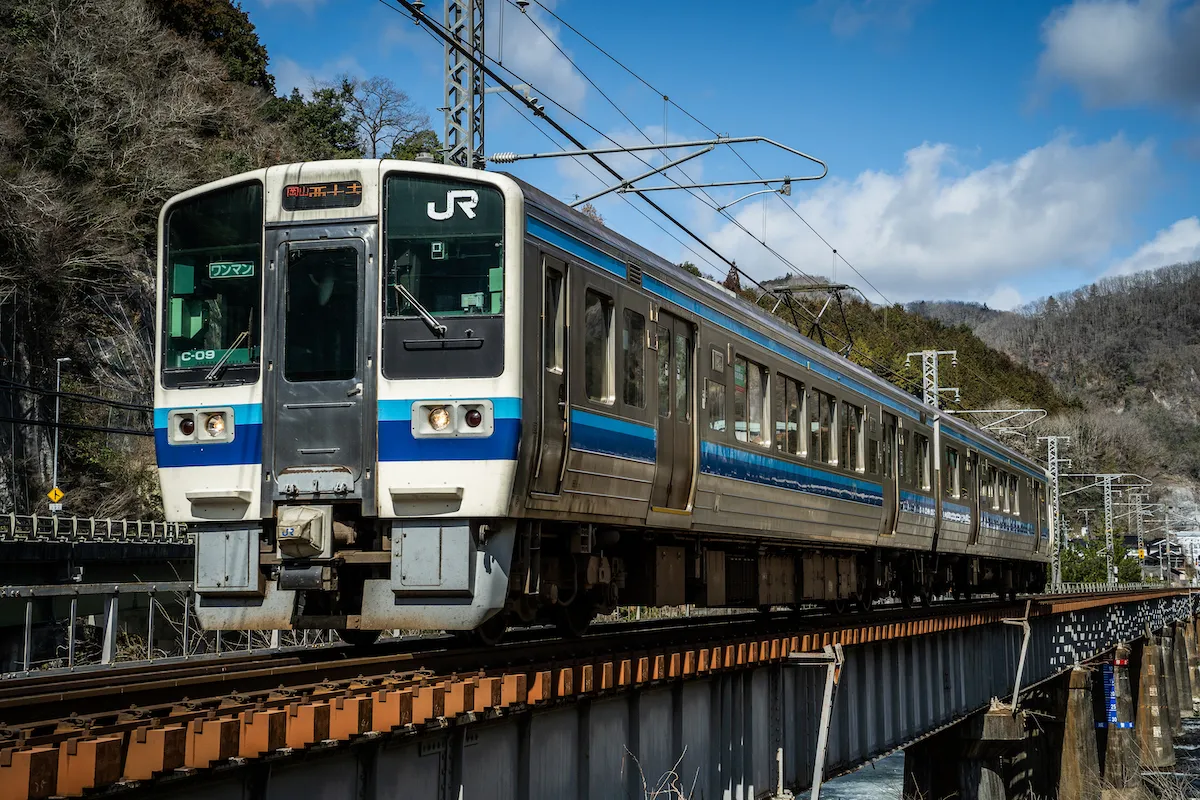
0, 746, 57, 800
123, 725, 186, 781
58, 735, 122, 796
184, 717, 238, 770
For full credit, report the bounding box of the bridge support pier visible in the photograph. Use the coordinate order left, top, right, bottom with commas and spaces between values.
1098, 644, 1141, 800
1134, 637, 1174, 769
1060, 666, 1101, 800
1187, 620, 1200, 710
1171, 623, 1192, 719
1160, 631, 1182, 735
903, 708, 1031, 800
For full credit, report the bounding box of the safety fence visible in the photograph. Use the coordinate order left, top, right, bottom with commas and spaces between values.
0, 513, 189, 544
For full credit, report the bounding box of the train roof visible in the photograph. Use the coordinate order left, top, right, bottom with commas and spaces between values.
508, 173, 1046, 480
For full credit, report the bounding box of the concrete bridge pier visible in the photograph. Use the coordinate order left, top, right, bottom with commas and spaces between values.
902, 708, 1032, 800
1160, 631, 1183, 735
1171, 623, 1193, 719
1099, 644, 1142, 800
1134, 638, 1175, 769
1185, 621, 1200, 711
1060, 666, 1102, 800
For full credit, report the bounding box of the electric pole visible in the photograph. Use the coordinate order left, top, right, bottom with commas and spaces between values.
1102, 475, 1115, 585
905, 350, 960, 409
1038, 435, 1069, 590
443, 0, 485, 168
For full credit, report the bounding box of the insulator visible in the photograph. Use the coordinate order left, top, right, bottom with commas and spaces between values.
490, 152, 518, 164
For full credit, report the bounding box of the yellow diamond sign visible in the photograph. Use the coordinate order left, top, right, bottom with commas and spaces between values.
47, 487, 63, 503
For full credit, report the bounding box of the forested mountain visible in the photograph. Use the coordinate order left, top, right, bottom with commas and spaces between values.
910, 262, 1200, 522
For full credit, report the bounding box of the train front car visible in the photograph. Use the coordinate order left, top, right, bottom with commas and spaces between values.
155, 160, 525, 642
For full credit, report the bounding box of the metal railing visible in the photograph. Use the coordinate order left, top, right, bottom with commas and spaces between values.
0, 513, 189, 544
1056, 582, 1162, 594
1, 580, 337, 676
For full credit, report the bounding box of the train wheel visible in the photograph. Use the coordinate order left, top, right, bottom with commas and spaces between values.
339, 629, 380, 647
468, 613, 508, 646
554, 601, 596, 638
856, 593, 874, 613
831, 598, 849, 615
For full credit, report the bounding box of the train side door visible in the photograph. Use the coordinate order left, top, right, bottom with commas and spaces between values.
968, 452, 982, 544
265, 235, 374, 508
880, 411, 899, 535
530, 257, 568, 495
650, 313, 695, 510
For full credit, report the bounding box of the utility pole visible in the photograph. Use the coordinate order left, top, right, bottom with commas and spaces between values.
904, 350, 960, 409
1038, 435, 1069, 590
443, 0, 485, 168
1102, 475, 1115, 585
50, 356, 71, 513
1133, 492, 1146, 567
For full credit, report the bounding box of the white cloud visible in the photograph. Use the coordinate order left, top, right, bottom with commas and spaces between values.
272, 54, 364, 97
1038, 0, 1200, 111
986, 286, 1024, 311
703, 135, 1157, 303
1107, 217, 1200, 275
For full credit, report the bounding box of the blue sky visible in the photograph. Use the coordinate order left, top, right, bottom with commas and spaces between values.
248, 0, 1200, 309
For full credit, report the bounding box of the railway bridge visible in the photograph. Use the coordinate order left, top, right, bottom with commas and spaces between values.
1, 586, 1195, 800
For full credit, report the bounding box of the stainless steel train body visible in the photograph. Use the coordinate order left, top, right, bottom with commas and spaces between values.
154, 159, 1049, 639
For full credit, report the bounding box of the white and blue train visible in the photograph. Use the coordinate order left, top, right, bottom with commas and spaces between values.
154, 159, 1049, 644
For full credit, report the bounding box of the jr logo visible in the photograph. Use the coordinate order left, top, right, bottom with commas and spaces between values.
427, 189, 479, 221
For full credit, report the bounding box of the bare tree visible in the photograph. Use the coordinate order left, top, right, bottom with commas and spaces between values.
577, 202, 603, 225
336, 75, 430, 159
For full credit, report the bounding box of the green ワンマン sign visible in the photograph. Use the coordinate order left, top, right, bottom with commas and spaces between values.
209, 261, 255, 279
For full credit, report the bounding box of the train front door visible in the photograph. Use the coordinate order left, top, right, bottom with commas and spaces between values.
531, 257, 568, 496
880, 412, 899, 535
650, 313, 695, 510
265, 235, 374, 509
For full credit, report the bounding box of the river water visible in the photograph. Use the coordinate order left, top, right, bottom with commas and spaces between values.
820, 719, 1200, 799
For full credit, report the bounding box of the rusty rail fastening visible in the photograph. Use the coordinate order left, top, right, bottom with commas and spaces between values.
0, 587, 1187, 799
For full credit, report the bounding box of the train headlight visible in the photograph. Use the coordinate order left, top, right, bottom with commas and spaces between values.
428, 406, 452, 431
205, 412, 227, 437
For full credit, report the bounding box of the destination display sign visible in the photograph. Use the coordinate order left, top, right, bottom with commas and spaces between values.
282, 180, 364, 211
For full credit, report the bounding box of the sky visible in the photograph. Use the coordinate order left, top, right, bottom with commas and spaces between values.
247, 0, 1200, 310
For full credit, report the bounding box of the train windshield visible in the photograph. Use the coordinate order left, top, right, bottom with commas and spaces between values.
383, 174, 504, 318
162, 182, 263, 382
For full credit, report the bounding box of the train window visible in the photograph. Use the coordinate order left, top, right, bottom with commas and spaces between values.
163, 181, 263, 377
882, 418, 896, 479
988, 466, 1000, 510
622, 309, 646, 409
657, 325, 671, 418
733, 356, 769, 447
674, 332, 692, 420
544, 269, 564, 373
285, 246, 359, 382
773, 375, 804, 456
809, 389, 837, 465
584, 290, 614, 404
898, 429, 910, 485
841, 403, 864, 472
945, 448, 960, 498
1010, 474, 1020, 515
1000, 471, 1010, 513
707, 380, 726, 433
383, 175, 504, 318
914, 433, 931, 491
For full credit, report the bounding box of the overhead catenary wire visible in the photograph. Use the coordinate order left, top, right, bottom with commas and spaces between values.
528, 0, 895, 310
380, 0, 931, 399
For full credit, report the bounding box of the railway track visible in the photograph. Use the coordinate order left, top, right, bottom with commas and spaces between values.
0, 588, 1184, 798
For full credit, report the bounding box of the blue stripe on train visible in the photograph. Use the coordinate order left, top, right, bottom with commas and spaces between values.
700, 441, 884, 507
569, 409, 655, 463
378, 418, 521, 461
155, 425, 263, 468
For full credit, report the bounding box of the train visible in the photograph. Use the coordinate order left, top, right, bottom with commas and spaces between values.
154, 158, 1049, 644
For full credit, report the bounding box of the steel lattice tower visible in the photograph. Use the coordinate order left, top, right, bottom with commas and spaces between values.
443, 0, 485, 168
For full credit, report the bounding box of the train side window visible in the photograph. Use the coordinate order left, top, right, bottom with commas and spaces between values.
945, 447, 960, 498
914, 433, 931, 491
898, 429, 910, 485
1000, 471, 1010, 513
773, 375, 804, 456
584, 290, 614, 404
810, 389, 837, 465
674, 332, 692, 421
1011, 475, 1020, 515
622, 308, 646, 409
988, 466, 1000, 510
734, 356, 769, 447
707, 380, 726, 433
840, 402, 864, 472
544, 267, 564, 373
656, 325, 671, 418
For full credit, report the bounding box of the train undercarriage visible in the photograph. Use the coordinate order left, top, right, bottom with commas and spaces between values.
204, 510, 1047, 646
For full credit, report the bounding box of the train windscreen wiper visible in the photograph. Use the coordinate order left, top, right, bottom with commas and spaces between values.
392, 282, 447, 338
206, 311, 253, 382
